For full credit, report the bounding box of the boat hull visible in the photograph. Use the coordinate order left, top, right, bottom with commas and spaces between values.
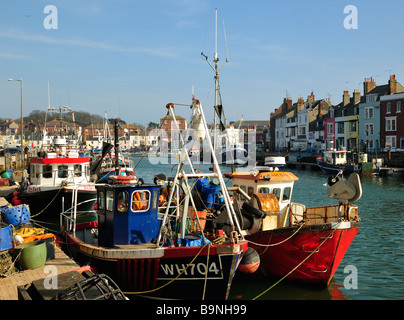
316, 159, 359, 176
62, 228, 247, 300
246, 222, 360, 286
19, 186, 97, 222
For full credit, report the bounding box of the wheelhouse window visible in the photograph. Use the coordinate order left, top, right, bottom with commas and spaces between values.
272, 188, 281, 200
152, 189, 159, 211
74, 164, 82, 177
98, 191, 105, 210
132, 190, 150, 211
240, 186, 247, 200
282, 187, 292, 202
259, 187, 270, 193
58, 165, 68, 178
117, 191, 129, 213
106, 190, 114, 212
43, 165, 53, 178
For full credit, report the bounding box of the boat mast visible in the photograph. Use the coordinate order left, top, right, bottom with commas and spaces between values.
201, 8, 229, 171
114, 118, 119, 175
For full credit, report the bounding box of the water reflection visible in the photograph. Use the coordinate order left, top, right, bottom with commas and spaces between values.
229, 273, 347, 300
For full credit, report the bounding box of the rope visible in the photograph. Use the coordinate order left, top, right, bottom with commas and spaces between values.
202, 242, 211, 300
29, 187, 63, 219
247, 222, 306, 247
252, 220, 343, 300
123, 236, 226, 297
123, 242, 211, 296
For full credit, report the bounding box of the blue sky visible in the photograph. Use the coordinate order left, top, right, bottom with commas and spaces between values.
1, 0, 403, 126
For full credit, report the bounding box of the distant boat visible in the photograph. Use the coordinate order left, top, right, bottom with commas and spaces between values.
316, 149, 359, 175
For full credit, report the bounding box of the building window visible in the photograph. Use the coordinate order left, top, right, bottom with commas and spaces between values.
386, 102, 391, 114
386, 117, 396, 131
327, 123, 333, 135
349, 121, 356, 132
337, 122, 344, 134
367, 139, 374, 150
365, 107, 374, 119
397, 101, 402, 113
366, 94, 377, 103
365, 124, 374, 136
400, 137, 404, 149
386, 136, 396, 149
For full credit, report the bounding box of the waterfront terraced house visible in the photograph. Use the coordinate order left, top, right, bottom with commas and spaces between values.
358, 75, 404, 153
324, 106, 335, 149
270, 92, 331, 152
334, 89, 361, 151
380, 92, 404, 151
270, 97, 292, 151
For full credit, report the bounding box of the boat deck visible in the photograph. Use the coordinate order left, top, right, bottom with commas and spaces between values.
0, 245, 80, 300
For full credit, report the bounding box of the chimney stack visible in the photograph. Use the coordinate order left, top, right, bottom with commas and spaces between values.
307, 91, 315, 103
297, 97, 305, 111
389, 74, 397, 94
353, 89, 361, 104
363, 77, 376, 94
283, 97, 293, 110
343, 90, 350, 106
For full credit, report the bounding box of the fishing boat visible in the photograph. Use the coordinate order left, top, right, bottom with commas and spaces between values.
96, 153, 135, 182
60, 101, 248, 300
17, 108, 97, 222
224, 157, 362, 286
88, 115, 136, 183
316, 148, 359, 175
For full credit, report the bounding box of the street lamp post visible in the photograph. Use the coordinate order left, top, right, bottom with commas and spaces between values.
8, 78, 23, 165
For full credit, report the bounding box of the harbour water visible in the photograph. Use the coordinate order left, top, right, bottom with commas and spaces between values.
131, 155, 404, 300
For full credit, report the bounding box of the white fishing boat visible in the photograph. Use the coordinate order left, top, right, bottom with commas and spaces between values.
17, 107, 97, 221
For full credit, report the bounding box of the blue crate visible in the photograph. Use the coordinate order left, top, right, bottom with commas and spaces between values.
1, 204, 30, 226
0, 224, 12, 251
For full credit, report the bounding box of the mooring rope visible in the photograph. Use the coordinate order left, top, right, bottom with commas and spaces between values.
247, 222, 306, 248
123, 236, 226, 297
